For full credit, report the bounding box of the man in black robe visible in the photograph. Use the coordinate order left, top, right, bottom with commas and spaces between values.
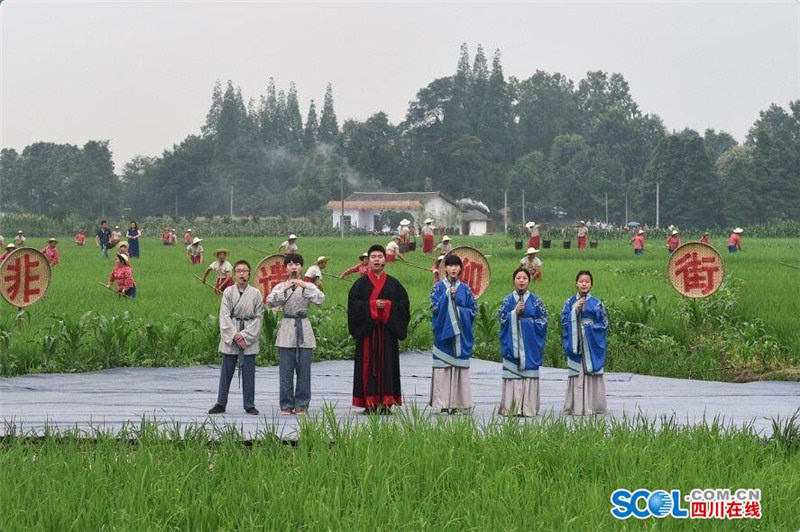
348, 244, 410, 413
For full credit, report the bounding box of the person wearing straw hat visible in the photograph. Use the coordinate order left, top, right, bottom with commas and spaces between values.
183, 229, 193, 245
116, 241, 132, 268
430, 254, 478, 414
525, 221, 540, 250
208, 260, 264, 416
0, 234, 4, 248
187, 237, 204, 264
728, 228, 744, 252
398, 219, 412, 251
498, 267, 549, 417
562, 270, 608, 415
0, 243, 15, 262
106, 253, 136, 298
348, 244, 410, 414
14, 231, 26, 247
267, 253, 326, 415
303, 256, 329, 292
577, 221, 589, 249
519, 247, 542, 281
278, 234, 299, 254
699, 231, 711, 246
40, 238, 60, 266
666, 229, 681, 254
385, 235, 406, 263
339, 252, 369, 279
421, 218, 436, 253
630, 229, 646, 256
202, 249, 234, 294
75, 229, 86, 246
161, 227, 172, 246
109, 225, 122, 247
430, 254, 446, 284
435, 235, 453, 255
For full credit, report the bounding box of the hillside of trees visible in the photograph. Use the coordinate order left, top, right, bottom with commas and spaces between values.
2, 44, 797, 227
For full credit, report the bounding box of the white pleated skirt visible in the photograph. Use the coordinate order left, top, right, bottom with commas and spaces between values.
498, 378, 540, 417
430, 367, 473, 411
564, 363, 607, 415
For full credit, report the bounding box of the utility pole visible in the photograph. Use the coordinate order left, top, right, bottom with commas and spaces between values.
175, 192, 178, 218
521, 189, 526, 225
605, 192, 608, 225
625, 193, 629, 227
504, 189, 508, 234
340, 171, 345, 238
655, 182, 660, 229
230, 186, 233, 217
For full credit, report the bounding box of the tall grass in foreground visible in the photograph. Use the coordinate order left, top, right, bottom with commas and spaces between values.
2, 411, 799, 530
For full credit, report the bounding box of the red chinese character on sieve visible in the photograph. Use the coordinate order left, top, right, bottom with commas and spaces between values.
3, 254, 42, 304
674, 251, 720, 295
257, 261, 289, 298
725, 501, 743, 519
460, 257, 483, 296
743, 501, 761, 519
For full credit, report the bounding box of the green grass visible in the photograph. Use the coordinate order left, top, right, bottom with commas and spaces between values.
1, 235, 798, 380
1, 411, 799, 530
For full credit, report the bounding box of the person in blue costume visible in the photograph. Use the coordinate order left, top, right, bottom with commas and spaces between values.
561, 270, 608, 415
497, 268, 549, 417
126, 220, 142, 258
429, 254, 478, 414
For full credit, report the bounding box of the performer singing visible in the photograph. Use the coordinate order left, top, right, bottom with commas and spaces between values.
40, 238, 60, 266
202, 249, 234, 294
267, 254, 326, 415
498, 268, 549, 417
208, 261, 263, 415
429, 255, 477, 414
348, 245, 410, 414
562, 270, 607, 415
421, 219, 435, 253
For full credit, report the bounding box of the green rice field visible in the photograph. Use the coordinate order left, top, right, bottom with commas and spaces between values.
1, 235, 798, 380
2, 411, 799, 530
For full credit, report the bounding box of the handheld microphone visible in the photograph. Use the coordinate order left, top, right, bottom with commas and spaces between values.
290, 271, 298, 291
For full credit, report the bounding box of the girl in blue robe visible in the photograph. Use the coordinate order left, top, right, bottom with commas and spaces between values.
497, 268, 549, 416
429, 255, 478, 414
561, 270, 608, 415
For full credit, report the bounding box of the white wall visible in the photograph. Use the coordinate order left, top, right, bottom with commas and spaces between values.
468, 221, 487, 236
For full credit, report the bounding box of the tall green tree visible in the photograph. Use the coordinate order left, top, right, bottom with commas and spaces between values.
704, 129, 738, 161
284, 82, 304, 151
715, 146, 761, 225
304, 100, 319, 150
318, 83, 339, 143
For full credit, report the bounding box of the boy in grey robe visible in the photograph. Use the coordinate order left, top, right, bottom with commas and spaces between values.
267, 253, 326, 415
208, 260, 264, 415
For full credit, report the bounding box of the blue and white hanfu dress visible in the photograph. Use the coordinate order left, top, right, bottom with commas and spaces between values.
497, 291, 549, 416
429, 279, 478, 412
561, 293, 608, 415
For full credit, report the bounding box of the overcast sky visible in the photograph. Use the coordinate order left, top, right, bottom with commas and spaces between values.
2, 1, 798, 170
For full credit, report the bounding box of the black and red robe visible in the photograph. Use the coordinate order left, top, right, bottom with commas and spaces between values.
348, 270, 410, 408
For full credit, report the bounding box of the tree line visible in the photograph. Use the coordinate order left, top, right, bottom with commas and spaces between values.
2, 43, 797, 227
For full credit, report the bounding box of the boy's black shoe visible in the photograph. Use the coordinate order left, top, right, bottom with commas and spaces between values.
208, 404, 226, 414
245, 407, 259, 415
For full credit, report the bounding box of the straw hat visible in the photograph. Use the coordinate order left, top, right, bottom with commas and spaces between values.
116, 241, 128, 249
213, 249, 229, 258
436, 254, 445, 262
442, 236, 451, 242
316, 256, 328, 264
637, 229, 645, 235
191, 237, 203, 245
117, 253, 129, 263
359, 252, 368, 259
671, 230, 679, 235
48, 238, 58, 244
392, 235, 401, 241
526, 247, 539, 254
6, 243, 15, 250
579, 220, 586, 225
17, 230, 23, 234
525, 221, 536, 228
187, 229, 193, 232
733, 227, 743, 234
400, 219, 411, 226
114, 225, 120, 229
702, 231, 710, 235
424, 218, 433, 224
288, 234, 297, 240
